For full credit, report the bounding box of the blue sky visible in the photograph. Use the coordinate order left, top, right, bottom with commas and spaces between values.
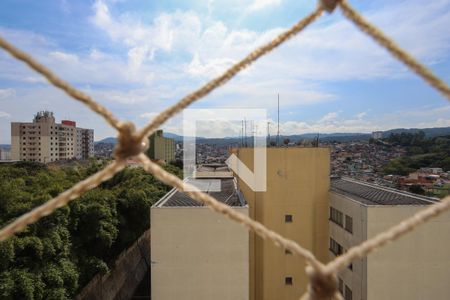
0, 0, 450, 142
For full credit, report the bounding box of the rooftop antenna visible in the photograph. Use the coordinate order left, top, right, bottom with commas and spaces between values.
251, 120, 254, 148
241, 120, 244, 147
253, 123, 258, 148
244, 118, 247, 147
277, 93, 280, 147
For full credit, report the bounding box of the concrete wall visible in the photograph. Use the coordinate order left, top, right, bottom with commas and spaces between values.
367, 206, 450, 300
75, 230, 150, 300
151, 206, 249, 300
236, 148, 330, 300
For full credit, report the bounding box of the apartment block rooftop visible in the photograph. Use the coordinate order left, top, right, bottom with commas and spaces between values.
154, 177, 246, 207
331, 177, 438, 206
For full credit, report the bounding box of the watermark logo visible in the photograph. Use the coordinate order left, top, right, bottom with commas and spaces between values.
183, 109, 267, 192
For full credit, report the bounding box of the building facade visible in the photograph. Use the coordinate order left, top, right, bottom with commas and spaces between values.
371, 131, 383, 140
76, 128, 94, 160
235, 147, 330, 300
330, 177, 450, 300
146, 130, 175, 163
11, 111, 94, 163
0, 148, 11, 160
151, 176, 249, 300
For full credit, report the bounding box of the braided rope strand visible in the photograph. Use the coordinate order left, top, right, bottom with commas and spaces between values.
136, 6, 324, 141
324, 194, 450, 274
0, 1, 449, 299
136, 153, 326, 273
339, 0, 450, 100
0, 36, 122, 130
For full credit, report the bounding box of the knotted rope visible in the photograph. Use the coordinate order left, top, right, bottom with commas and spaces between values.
0, 0, 449, 299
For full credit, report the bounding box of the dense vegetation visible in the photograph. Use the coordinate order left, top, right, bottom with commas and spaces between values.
382, 132, 450, 175
0, 160, 181, 299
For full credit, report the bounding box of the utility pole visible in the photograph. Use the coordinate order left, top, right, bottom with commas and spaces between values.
277, 93, 280, 147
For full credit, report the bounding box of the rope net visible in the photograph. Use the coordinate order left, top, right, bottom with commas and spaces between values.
1, 0, 449, 299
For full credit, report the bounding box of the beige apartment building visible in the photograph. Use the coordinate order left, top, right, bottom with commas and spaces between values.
146, 130, 175, 163
11, 111, 94, 163
151, 176, 249, 300
330, 177, 450, 300
235, 147, 330, 300
76, 127, 94, 160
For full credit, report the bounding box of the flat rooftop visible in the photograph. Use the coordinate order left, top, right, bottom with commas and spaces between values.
331, 177, 438, 206
154, 177, 246, 207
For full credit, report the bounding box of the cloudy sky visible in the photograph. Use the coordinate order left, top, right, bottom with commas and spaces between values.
0, 0, 450, 143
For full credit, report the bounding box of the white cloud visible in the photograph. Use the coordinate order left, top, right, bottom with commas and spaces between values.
140, 112, 159, 120
89, 49, 105, 60
0, 111, 11, 118
248, 0, 282, 12
91, 0, 201, 70
0, 0, 449, 143
86, 0, 450, 89
318, 111, 340, 123
356, 112, 368, 120
0, 88, 15, 99
49, 51, 79, 63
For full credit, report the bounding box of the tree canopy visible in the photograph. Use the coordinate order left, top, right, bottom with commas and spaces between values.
0, 160, 181, 299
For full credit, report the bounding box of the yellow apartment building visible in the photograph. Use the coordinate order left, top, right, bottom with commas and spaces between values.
235, 147, 330, 300
147, 130, 175, 163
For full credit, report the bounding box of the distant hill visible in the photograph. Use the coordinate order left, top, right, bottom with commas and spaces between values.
0, 144, 11, 150
94, 127, 450, 145
95, 137, 118, 144
381, 127, 450, 138
95, 132, 201, 144
163, 132, 184, 141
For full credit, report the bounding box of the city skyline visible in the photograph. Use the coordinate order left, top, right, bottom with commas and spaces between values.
1, 0, 450, 144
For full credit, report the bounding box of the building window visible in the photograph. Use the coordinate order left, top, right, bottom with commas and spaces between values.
285, 277, 293, 285
344, 285, 352, 300
338, 278, 343, 295
330, 238, 343, 256
345, 215, 353, 233
285, 215, 293, 223
330, 207, 343, 227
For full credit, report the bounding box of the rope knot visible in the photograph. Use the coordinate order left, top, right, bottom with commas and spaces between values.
113, 121, 147, 160
319, 0, 340, 13
306, 266, 338, 300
